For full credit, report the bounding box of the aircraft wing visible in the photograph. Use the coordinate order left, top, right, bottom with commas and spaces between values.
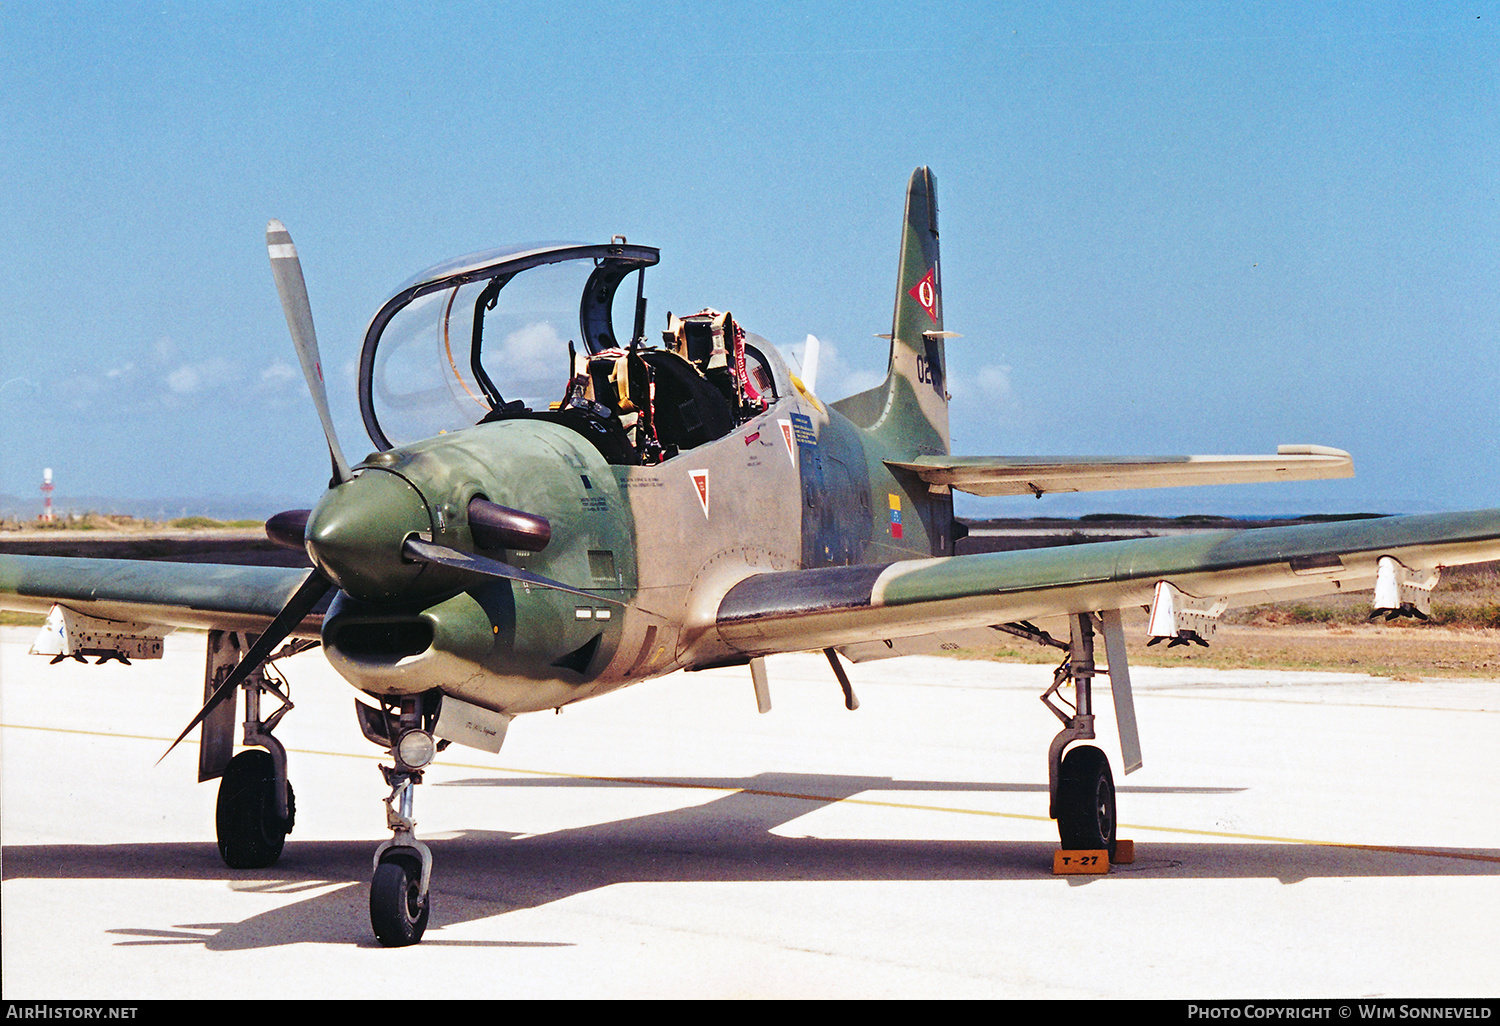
887, 445, 1353, 497
715, 509, 1500, 657
0, 555, 322, 637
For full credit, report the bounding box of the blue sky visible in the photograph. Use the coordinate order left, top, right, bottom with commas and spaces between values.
2, 2, 1496, 517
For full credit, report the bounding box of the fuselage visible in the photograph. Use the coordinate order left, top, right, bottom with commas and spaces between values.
316, 339, 953, 717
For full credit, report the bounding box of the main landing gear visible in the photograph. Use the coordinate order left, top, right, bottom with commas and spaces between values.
1004, 611, 1137, 859
203, 631, 303, 869
217, 748, 294, 868
1040, 612, 1118, 858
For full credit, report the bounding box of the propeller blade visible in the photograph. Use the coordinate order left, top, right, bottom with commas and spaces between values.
267, 219, 354, 486
158, 570, 333, 763
402, 536, 622, 604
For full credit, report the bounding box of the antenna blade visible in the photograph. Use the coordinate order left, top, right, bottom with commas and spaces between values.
801, 334, 821, 394
267, 219, 354, 485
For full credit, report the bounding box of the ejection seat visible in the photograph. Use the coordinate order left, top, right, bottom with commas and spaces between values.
558, 341, 735, 463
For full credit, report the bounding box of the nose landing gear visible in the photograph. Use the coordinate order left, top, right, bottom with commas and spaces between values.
371, 765, 432, 947
361, 693, 442, 947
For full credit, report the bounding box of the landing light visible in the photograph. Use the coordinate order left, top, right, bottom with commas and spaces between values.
396, 729, 437, 769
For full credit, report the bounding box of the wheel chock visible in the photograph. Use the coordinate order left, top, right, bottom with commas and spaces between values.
1113, 839, 1135, 864
1053, 849, 1109, 874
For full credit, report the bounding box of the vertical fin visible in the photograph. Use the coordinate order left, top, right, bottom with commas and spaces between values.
872, 167, 949, 456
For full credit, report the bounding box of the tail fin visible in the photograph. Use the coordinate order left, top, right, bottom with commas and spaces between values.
836, 167, 951, 456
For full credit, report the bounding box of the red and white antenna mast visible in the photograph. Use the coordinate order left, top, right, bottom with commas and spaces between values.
40, 467, 55, 522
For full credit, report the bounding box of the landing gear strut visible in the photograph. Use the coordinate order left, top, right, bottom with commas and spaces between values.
371, 766, 432, 946
1038, 613, 1118, 858
364, 693, 441, 947
204, 631, 304, 868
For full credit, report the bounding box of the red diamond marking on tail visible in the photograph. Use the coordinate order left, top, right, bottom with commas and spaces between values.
908, 268, 938, 323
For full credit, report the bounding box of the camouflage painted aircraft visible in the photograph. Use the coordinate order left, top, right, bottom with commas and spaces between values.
4, 168, 1498, 946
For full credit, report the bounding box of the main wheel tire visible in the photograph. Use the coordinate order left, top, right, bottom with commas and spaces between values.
371, 853, 430, 947
215, 749, 294, 869
1056, 744, 1116, 857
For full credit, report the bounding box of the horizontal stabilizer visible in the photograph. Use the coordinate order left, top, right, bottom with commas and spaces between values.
887, 445, 1352, 497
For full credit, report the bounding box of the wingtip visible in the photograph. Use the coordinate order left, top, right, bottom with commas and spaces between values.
1277, 444, 1352, 459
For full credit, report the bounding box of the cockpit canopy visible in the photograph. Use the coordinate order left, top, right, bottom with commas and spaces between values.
357, 240, 781, 465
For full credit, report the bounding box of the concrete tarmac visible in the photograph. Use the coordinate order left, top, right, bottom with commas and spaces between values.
2, 625, 1498, 999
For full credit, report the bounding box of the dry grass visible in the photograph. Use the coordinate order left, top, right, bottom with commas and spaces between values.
0, 514, 263, 532
953, 560, 1500, 680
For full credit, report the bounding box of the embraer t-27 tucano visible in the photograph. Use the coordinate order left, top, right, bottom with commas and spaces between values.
4, 168, 1498, 946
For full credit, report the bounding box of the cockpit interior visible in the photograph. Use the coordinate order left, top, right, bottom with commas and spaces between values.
357, 240, 782, 466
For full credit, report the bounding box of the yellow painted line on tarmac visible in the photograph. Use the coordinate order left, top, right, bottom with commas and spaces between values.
6, 721, 1498, 866
1142, 691, 1500, 715
0, 720, 383, 764
450, 763, 1500, 866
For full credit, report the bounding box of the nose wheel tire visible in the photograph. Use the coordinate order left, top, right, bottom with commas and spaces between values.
371, 853, 430, 947
216, 749, 294, 869
1056, 744, 1116, 858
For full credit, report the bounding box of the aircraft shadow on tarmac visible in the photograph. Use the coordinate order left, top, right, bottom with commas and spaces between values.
3, 771, 1496, 950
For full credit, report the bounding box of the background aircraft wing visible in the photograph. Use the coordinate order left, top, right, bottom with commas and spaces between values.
0, 555, 322, 637
715, 508, 1500, 657
887, 445, 1352, 497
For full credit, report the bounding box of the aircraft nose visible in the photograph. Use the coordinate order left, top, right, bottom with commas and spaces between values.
305, 469, 433, 601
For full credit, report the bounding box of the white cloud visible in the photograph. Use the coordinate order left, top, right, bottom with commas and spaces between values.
498, 320, 568, 393
167, 365, 201, 393
163, 357, 240, 397
977, 363, 1012, 400
786, 336, 883, 400
259, 361, 299, 387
